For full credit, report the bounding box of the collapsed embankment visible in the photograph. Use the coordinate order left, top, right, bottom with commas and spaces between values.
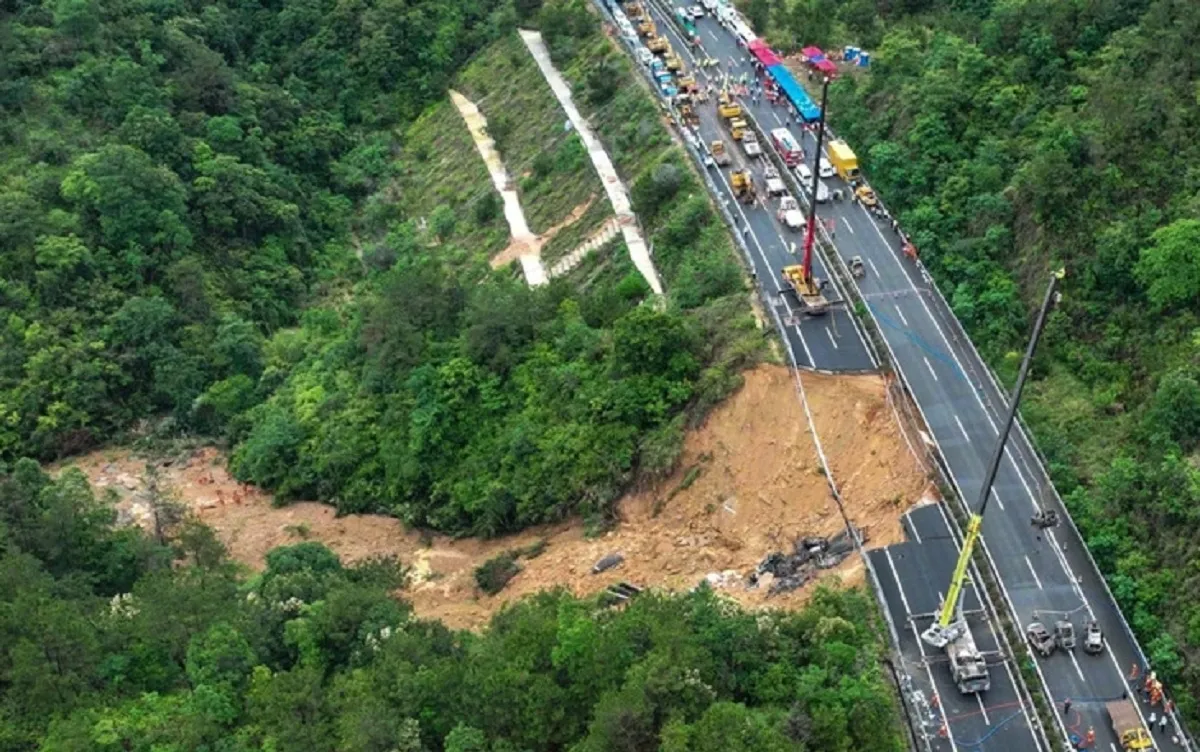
60, 365, 931, 630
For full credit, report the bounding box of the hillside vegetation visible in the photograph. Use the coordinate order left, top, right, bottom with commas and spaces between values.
752, 0, 1200, 721
0, 461, 906, 751
0, 0, 762, 537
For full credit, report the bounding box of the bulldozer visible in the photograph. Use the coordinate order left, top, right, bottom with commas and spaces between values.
648, 35, 669, 53
665, 52, 683, 72
624, 1, 644, 18
717, 90, 742, 120
638, 17, 656, 37
728, 117, 748, 141
731, 169, 756, 205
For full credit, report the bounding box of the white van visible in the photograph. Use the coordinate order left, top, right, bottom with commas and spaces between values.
701, 0, 717, 11
814, 180, 830, 203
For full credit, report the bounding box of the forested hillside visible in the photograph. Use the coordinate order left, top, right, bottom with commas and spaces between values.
0, 0, 761, 536
761, 0, 1200, 721
0, 462, 904, 751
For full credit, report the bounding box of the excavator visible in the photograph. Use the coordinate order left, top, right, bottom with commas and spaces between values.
920, 269, 1065, 695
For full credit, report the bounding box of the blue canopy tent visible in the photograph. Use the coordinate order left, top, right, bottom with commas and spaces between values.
766, 63, 821, 121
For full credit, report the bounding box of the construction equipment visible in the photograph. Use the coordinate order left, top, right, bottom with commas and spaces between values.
638, 17, 656, 36
1106, 700, 1152, 750
741, 130, 762, 157
787, 76, 832, 319
648, 35, 669, 53
728, 117, 748, 140
921, 270, 1065, 695
717, 91, 742, 120
763, 166, 787, 196
1026, 621, 1056, 657
711, 140, 731, 167
665, 51, 683, 71
1055, 619, 1076, 650
781, 264, 829, 316
828, 139, 861, 183
676, 75, 697, 93
1084, 620, 1104, 654
946, 629, 991, 693
776, 195, 805, 230
624, 1, 644, 18
730, 169, 756, 204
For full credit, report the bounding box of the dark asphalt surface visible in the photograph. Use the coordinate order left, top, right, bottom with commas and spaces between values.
606, 2, 1189, 750
623, 3, 876, 373
870, 503, 1042, 750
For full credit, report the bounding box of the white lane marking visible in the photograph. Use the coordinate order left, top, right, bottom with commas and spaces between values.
1110, 743, 1119, 752
825, 327, 839, 349
954, 415, 971, 442
868, 257, 881, 277
976, 692, 991, 725
705, 28, 720, 44
989, 488, 1006, 512
776, 291, 816, 367
883, 550, 959, 751
1024, 555, 1043, 589
908, 516, 922, 544
894, 303, 909, 326
1068, 650, 1086, 682
772, 110, 782, 125
923, 356, 939, 382
844, 220, 855, 235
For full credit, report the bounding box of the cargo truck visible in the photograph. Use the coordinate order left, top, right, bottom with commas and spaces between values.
1106, 700, 1152, 751
828, 140, 861, 183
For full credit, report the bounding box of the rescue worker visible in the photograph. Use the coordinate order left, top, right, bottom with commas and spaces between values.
1159, 714, 1169, 732
1063, 699, 1072, 716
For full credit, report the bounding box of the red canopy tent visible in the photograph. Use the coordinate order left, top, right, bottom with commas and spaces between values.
748, 39, 781, 67
801, 46, 824, 60
814, 59, 838, 76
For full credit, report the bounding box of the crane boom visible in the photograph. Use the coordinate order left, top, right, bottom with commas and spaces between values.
800, 77, 830, 283
922, 270, 1064, 654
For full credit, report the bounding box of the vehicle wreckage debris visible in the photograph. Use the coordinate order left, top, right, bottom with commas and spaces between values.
750, 526, 865, 595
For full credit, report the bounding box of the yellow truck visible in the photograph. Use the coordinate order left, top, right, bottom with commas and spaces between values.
781, 265, 830, 316
728, 117, 748, 140
1107, 700, 1152, 751
828, 140, 861, 183
717, 91, 742, 120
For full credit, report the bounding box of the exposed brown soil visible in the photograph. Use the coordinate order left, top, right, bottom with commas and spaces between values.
57, 365, 931, 630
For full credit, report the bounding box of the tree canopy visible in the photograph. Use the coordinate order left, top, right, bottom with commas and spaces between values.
0, 462, 905, 751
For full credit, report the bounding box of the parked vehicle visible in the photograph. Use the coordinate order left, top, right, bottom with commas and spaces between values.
763, 166, 787, 196
1055, 620, 1076, 650
1084, 621, 1104, 655
770, 128, 803, 165
1026, 621, 1056, 657
827, 139, 861, 182
794, 162, 813, 183
855, 184, 877, 206
818, 157, 835, 179
776, 195, 805, 230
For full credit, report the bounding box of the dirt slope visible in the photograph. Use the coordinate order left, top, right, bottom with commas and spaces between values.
59, 365, 931, 630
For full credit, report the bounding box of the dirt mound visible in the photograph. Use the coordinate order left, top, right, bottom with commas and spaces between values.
56, 365, 930, 630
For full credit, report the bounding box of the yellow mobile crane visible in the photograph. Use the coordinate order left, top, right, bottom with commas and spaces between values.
921, 269, 1065, 694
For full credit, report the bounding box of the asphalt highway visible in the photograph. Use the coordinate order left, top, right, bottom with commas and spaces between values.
612, 2, 1190, 749
870, 503, 1042, 751
628, 3, 876, 373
